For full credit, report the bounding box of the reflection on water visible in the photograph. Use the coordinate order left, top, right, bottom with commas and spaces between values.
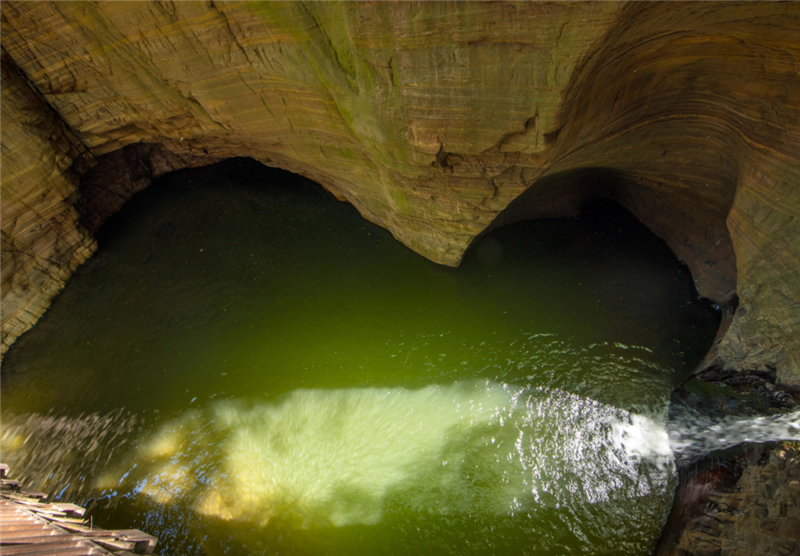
1, 159, 723, 555
4, 387, 796, 538
134, 382, 672, 527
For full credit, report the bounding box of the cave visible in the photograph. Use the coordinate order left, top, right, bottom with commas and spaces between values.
1, 2, 799, 556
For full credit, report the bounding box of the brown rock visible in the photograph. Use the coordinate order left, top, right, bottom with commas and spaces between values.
0, 50, 96, 354
658, 443, 800, 556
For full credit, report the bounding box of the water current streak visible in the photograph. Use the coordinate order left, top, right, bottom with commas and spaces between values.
668, 409, 800, 465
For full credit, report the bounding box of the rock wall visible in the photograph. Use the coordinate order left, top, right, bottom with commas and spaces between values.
0, 50, 96, 354
656, 442, 800, 556
1, 1, 799, 384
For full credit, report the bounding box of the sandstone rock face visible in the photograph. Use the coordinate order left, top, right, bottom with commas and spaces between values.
1, 2, 799, 384
0, 50, 96, 355
657, 442, 800, 556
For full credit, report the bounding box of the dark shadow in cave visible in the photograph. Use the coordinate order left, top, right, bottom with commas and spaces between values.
4, 157, 722, 417
464, 167, 723, 376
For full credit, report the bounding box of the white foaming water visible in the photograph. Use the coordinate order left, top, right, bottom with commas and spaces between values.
667, 408, 800, 464
123, 381, 676, 528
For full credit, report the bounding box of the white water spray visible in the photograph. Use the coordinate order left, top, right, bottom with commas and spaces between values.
667, 408, 800, 464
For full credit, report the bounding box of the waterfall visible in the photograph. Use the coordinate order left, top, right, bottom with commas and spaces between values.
667, 408, 800, 465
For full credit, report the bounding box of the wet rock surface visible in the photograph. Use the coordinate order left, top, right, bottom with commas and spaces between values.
692, 367, 799, 414
657, 442, 800, 556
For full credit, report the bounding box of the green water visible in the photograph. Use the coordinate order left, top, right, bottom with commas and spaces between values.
1, 159, 719, 555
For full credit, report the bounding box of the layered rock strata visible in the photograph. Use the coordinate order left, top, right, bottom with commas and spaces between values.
1, 2, 799, 384
0, 50, 95, 354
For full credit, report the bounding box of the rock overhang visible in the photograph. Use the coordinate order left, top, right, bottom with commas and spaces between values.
1, 1, 798, 385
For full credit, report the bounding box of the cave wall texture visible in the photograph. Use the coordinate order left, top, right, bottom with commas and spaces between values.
1, 1, 799, 385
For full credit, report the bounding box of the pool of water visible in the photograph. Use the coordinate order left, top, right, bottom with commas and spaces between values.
1, 159, 719, 555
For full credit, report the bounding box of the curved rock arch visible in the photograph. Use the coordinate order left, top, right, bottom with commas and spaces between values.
472, 2, 799, 382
